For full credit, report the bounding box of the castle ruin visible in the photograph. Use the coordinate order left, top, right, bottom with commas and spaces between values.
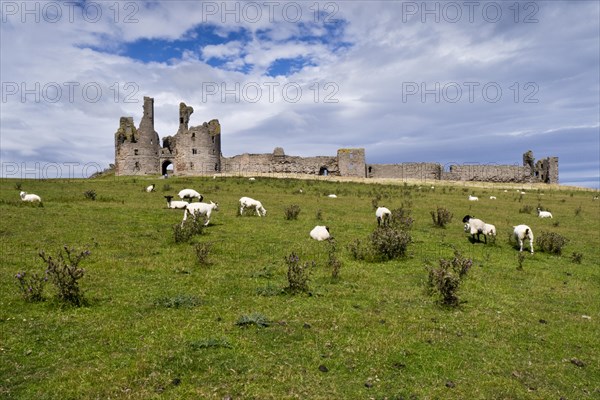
114, 97, 558, 184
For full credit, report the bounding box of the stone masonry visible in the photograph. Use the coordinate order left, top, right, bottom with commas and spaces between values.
113, 97, 558, 184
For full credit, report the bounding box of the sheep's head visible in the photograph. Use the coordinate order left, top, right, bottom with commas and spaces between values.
165, 195, 173, 201
462, 215, 473, 223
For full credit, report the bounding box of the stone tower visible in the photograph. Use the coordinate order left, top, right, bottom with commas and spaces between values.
173, 102, 221, 176
337, 148, 366, 178
114, 97, 161, 175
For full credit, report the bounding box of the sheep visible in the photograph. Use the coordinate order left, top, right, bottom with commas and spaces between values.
537, 208, 553, 218
164, 195, 189, 209
239, 197, 267, 216
146, 184, 155, 192
182, 201, 219, 226
327, 194, 337, 198
310, 225, 331, 241
20, 191, 41, 202
482, 223, 497, 237
468, 195, 479, 201
513, 225, 534, 253
375, 207, 392, 226
489, 196, 497, 200
462, 215, 488, 243
249, 177, 256, 181
178, 189, 203, 202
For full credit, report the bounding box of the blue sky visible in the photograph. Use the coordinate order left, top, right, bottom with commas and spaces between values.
1, 0, 599, 188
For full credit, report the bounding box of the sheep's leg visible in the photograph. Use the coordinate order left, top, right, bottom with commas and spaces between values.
519, 238, 523, 252
181, 209, 188, 226
529, 238, 534, 254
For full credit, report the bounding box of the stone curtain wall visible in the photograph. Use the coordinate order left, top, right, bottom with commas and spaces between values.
442, 164, 532, 183
368, 163, 442, 180
221, 153, 339, 175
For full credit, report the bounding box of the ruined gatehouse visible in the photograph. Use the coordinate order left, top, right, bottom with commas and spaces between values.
114, 97, 558, 184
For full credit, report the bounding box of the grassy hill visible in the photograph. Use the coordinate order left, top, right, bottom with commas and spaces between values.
1, 176, 598, 399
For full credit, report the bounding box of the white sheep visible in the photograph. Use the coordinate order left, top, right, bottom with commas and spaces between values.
537, 208, 553, 218
489, 196, 497, 200
20, 191, 41, 202
182, 201, 219, 226
239, 196, 267, 216
146, 184, 155, 192
482, 223, 497, 237
462, 215, 488, 243
310, 225, 331, 241
249, 177, 256, 181
468, 195, 479, 201
178, 189, 203, 202
327, 194, 337, 198
513, 225, 534, 253
164, 195, 189, 209
375, 207, 392, 226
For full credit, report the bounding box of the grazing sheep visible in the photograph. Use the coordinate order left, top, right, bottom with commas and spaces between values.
482, 223, 497, 237
20, 191, 41, 202
489, 196, 497, 200
468, 195, 479, 201
164, 195, 189, 209
178, 189, 203, 202
327, 194, 337, 198
239, 197, 267, 216
310, 225, 331, 241
182, 201, 219, 226
376, 207, 392, 226
537, 208, 553, 218
513, 225, 534, 253
462, 215, 488, 243
249, 177, 256, 181
146, 184, 155, 192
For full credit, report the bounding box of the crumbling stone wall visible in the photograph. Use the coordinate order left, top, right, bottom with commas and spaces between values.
441, 164, 532, 183
368, 163, 441, 180
221, 148, 339, 175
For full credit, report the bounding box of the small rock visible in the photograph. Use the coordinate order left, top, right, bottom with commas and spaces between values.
539, 319, 547, 324
445, 381, 455, 388
364, 381, 373, 388
318, 364, 329, 373
571, 358, 585, 367
303, 323, 311, 329
171, 378, 181, 386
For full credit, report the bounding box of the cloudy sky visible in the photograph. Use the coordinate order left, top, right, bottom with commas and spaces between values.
1, 0, 598, 187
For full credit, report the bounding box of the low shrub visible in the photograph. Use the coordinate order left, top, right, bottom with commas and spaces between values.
284, 204, 301, 220
571, 252, 583, 264
39, 246, 90, 307
173, 218, 204, 243
83, 190, 96, 200
426, 250, 473, 306
430, 207, 453, 228
284, 252, 314, 294
391, 206, 414, 230
327, 239, 342, 279
15, 271, 47, 302
154, 294, 202, 308
194, 242, 212, 266
370, 227, 412, 260
519, 205, 534, 214
535, 231, 569, 255
235, 313, 271, 328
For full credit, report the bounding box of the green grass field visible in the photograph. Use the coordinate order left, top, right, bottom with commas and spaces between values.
1, 175, 598, 399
